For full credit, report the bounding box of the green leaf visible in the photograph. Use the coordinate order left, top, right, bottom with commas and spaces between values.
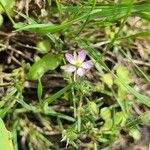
88, 101, 99, 117
100, 107, 111, 120
43, 109, 75, 122
0, 118, 14, 150
42, 82, 75, 107
114, 111, 126, 126
62, 3, 150, 15
12, 121, 18, 150
116, 66, 130, 83
55, 0, 62, 14
38, 78, 43, 102
14, 9, 102, 33
0, 101, 15, 118
27, 54, 61, 80
103, 0, 134, 54
101, 120, 113, 130
115, 66, 131, 99
36, 40, 51, 54
137, 12, 150, 21
119, 49, 150, 83
0, 0, 15, 14
129, 128, 141, 140
0, 0, 15, 25
118, 78, 150, 108
139, 111, 150, 124
102, 73, 113, 88
62, 129, 78, 141
121, 30, 150, 39
15, 98, 36, 112
0, 14, 3, 26
13, 3, 150, 34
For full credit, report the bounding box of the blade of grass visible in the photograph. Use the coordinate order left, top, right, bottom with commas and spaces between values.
119, 30, 150, 39
14, 9, 102, 33
76, 0, 97, 36
117, 78, 150, 107
43, 109, 75, 122
38, 78, 43, 103
119, 49, 150, 82
137, 12, 150, 21
13, 3, 150, 34
15, 98, 36, 112
0, 0, 15, 25
42, 82, 75, 107
12, 121, 19, 150
61, 2, 150, 14
55, 0, 62, 14
30, 129, 54, 147
103, 0, 134, 55
0, 87, 17, 107
0, 100, 16, 118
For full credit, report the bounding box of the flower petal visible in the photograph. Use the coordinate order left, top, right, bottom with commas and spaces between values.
77, 68, 85, 76
65, 53, 76, 64
63, 65, 76, 73
78, 50, 86, 63
81, 60, 93, 69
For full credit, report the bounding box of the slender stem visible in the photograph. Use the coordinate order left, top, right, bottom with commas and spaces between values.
71, 86, 77, 118
77, 94, 83, 132
69, 75, 77, 118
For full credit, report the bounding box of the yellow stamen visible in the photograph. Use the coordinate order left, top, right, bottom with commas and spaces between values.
75, 60, 82, 67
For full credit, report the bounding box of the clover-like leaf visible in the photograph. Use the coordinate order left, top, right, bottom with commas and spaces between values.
27, 54, 62, 80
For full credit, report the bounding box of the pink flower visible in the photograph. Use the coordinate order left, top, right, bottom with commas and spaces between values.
63, 50, 93, 77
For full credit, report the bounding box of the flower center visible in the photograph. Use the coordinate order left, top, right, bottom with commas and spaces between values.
75, 60, 82, 67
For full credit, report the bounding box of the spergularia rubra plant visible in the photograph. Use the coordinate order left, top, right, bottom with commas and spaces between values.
63, 50, 93, 78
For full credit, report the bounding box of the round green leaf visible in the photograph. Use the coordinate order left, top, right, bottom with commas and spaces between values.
27, 54, 62, 80
100, 107, 111, 120
0, 14, 3, 27
36, 40, 51, 54
102, 73, 113, 87
88, 101, 99, 117
0, 118, 14, 150
129, 128, 141, 140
